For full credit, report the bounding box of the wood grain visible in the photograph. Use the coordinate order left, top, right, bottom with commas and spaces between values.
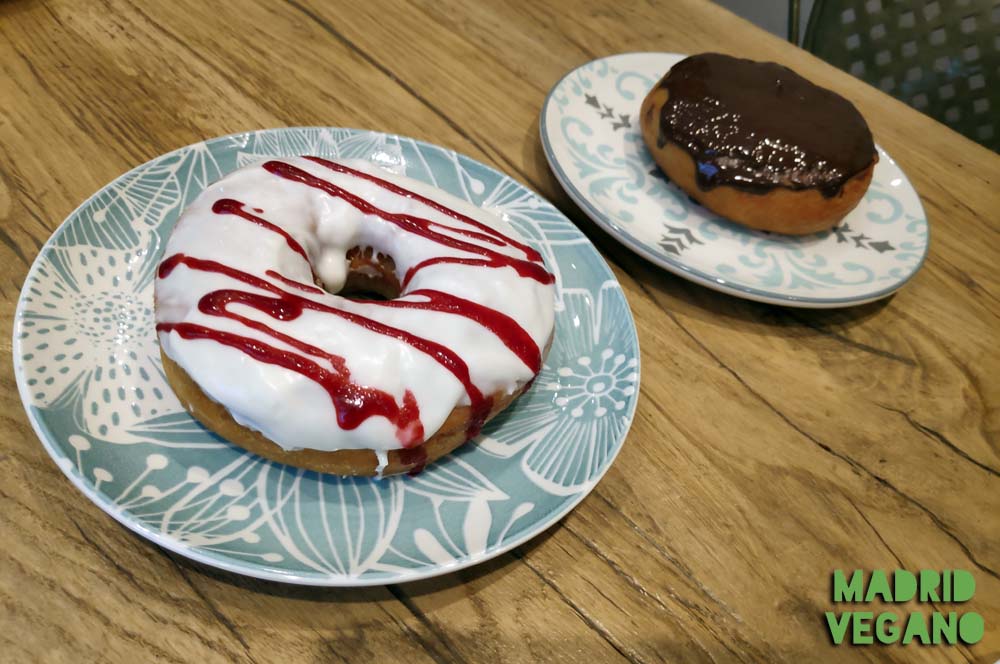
1, 0, 997, 662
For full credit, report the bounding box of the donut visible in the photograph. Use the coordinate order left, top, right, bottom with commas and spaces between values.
154, 156, 555, 477
640, 53, 878, 235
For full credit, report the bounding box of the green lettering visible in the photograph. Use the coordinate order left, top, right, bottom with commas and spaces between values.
930, 612, 958, 644
833, 569, 864, 602
875, 612, 899, 643
958, 613, 984, 644
953, 570, 975, 602
825, 612, 852, 645
919, 569, 940, 602
943, 570, 951, 601
852, 611, 874, 644
865, 570, 892, 602
893, 569, 916, 602
902, 612, 930, 645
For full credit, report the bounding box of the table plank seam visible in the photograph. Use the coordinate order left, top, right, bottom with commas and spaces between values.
648, 286, 1000, 582
68, 514, 247, 659
71, 517, 145, 592
3, 541, 188, 663
876, 404, 1000, 477
371, 597, 457, 664
122, 0, 267, 138
844, 498, 977, 664
923, 189, 996, 236
0, 225, 30, 269
38, 0, 66, 28
309, 626, 354, 664
1, 163, 60, 245
164, 553, 260, 663
509, 547, 641, 664
604, 250, 1000, 587
283, 0, 560, 202
385, 584, 469, 664
786, 313, 916, 366
591, 491, 744, 624
10, 25, 160, 168
283, 0, 494, 163
0, 588, 81, 656
921, 251, 1000, 313
562, 521, 759, 663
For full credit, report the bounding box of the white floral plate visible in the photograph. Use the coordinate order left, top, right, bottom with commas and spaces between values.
13, 128, 640, 586
541, 52, 930, 308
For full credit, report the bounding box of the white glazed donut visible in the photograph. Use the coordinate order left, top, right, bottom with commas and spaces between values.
154, 156, 555, 476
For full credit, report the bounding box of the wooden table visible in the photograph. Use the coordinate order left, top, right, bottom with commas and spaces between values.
2, 1, 997, 662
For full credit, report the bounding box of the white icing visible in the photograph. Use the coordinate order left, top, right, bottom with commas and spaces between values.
155, 157, 555, 453
375, 450, 389, 479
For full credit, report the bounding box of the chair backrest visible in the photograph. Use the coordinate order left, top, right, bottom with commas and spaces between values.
803, 0, 998, 152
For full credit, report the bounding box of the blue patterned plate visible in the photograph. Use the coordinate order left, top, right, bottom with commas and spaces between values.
13, 128, 639, 586
541, 52, 930, 308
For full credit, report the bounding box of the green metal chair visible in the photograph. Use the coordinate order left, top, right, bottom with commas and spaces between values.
794, 0, 998, 152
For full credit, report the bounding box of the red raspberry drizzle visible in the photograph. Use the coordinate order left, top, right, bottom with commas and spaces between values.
158, 159, 553, 455
262, 160, 554, 288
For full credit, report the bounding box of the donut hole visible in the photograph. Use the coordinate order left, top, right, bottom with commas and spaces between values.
333, 246, 401, 302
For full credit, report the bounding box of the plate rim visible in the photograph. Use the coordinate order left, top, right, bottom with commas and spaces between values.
540, 51, 932, 309
12, 126, 641, 586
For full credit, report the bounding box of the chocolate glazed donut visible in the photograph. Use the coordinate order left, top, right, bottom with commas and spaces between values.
640, 53, 878, 235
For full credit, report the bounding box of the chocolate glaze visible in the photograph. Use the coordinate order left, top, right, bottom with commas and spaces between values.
657, 53, 876, 197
